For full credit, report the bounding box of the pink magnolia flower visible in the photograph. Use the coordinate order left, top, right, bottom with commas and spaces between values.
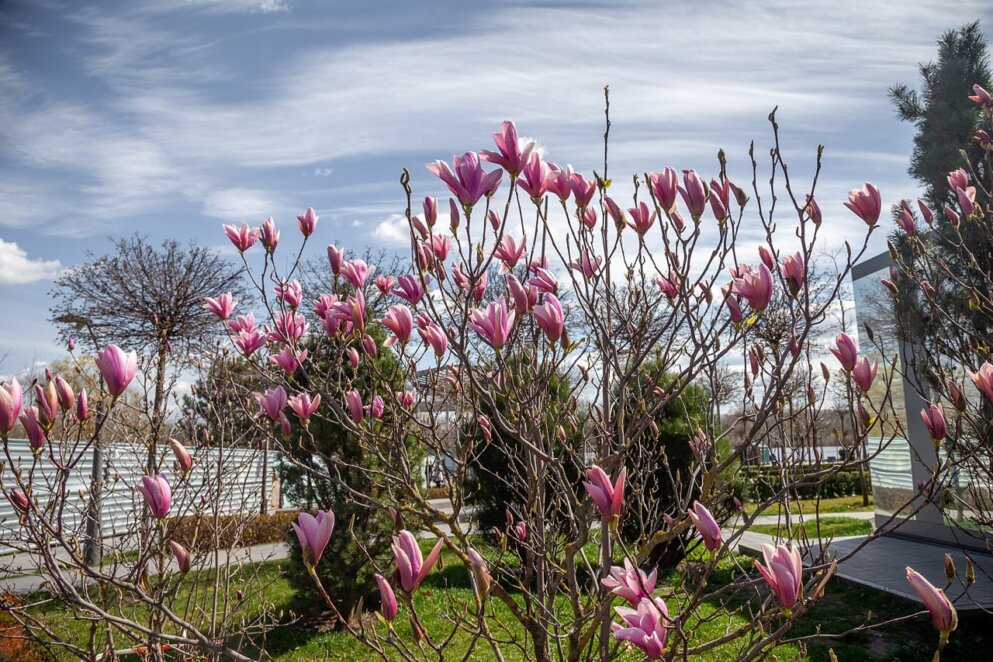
227, 312, 255, 334
392, 275, 426, 305
137, 474, 171, 519
396, 390, 416, 408
0, 378, 23, 434
297, 207, 318, 237
569, 250, 601, 280
392, 530, 443, 593
223, 223, 258, 253
289, 392, 321, 423
449, 198, 461, 231
292, 510, 335, 569
648, 167, 678, 213
170, 540, 191, 574
781, 252, 805, 294
168, 438, 193, 474
95, 344, 138, 397
369, 395, 385, 419
518, 152, 549, 201
918, 199, 934, 225
256, 386, 287, 422
10, 489, 29, 512
896, 200, 917, 236
341, 259, 372, 289
654, 273, 680, 301
755, 543, 803, 611
375, 275, 397, 295
506, 274, 538, 313
851, 356, 878, 393
947, 168, 969, 192
528, 267, 558, 295
35, 382, 57, 426
544, 162, 573, 201
725, 292, 743, 323
969, 362, 993, 403
430, 234, 451, 262
906, 567, 958, 636
804, 195, 822, 225
627, 201, 657, 235
267, 311, 308, 344
422, 196, 438, 227
533, 294, 565, 343
605, 196, 625, 227
344, 389, 364, 423
417, 317, 448, 357
603, 558, 658, 606
969, 83, 993, 107
427, 151, 503, 209
570, 172, 597, 208
54, 375, 74, 411
583, 465, 626, 523
233, 329, 267, 357
467, 547, 492, 594
955, 184, 977, 216
612, 597, 669, 660
514, 520, 527, 541
327, 244, 345, 276
469, 297, 516, 349
375, 573, 399, 621
921, 403, 947, 441
830, 333, 858, 372
270, 346, 308, 376
758, 245, 775, 270
679, 169, 709, 218
75, 388, 89, 422
20, 406, 46, 450
275, 280, 303, 309
259, 216, 279, 253
494, 235, 526, 274
731, 264, 774, 312
845, 183, 882, 226
480, 120, 534, 177
710, 178, 732, 222
688, 501, 722, 553
382, 304, 414, 346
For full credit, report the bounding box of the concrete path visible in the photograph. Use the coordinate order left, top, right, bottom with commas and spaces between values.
0, 543, 289, 594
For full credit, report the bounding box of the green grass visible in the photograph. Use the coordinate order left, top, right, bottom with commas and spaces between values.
749, 516, 873, 539
746, 495, 873, 518
20, 535, 991, 661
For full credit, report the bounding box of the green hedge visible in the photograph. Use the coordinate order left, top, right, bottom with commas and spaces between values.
733, 465, 871, 501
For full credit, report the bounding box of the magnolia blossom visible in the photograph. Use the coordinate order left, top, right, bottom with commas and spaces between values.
603, 558, 658, 606
709, 177, 730, 221
845, 182, 882, 226
467, 547, 492, 594
0, 377, 23, 435
170, 540, 191, 574
569, 250, 601, 280
228, 313, 255, 334
627, 201, 657, 235
168, 438, 193, 474
969, 362, 993, 403
270, 347, 307, 376
528, 268, 558, 295
921, 404, 947, 441
54, 375, 73, 411
731, 264, 774, 312
570, 172, 596, 208
755, 543, 803, 611
223, 223, 258, 253
493, 234, 526, 273
969, 83, 993, 107
20, 407, 46, 450
679, 169, 709, 218
327, 244, 345, 275
341, 259, 372, 289
427, 151, 502, 209
344, 389, 364, 423
392, 530, 443, 593
648, 167, 678, 212
612, 596, 669, 660
392, 275, 426, 305
138, 474, 171, 519
368, 395, 385, 419
830, 333, 858, 372
234, 329, 267, 357
533, 294, 565, 343
518, 152, 549, 201
95, 344, 138, 397
469, 297, 516, 349
382, 305, 414, 346
296, 207, 318, 237
256, 386, 287, 422
688, 501, 722, 554
544, 162, 573, 201
289, 392, 321, 423
480, 120, 534, 177
375, 573, 398, 621
906, 567, 958, 636
75, 388, 89, 422
375, 275, 397, 295
781, 252, 805, 294
259, 216, 279, 252
851, 356, 878, 393
275, 280, 303, 309
292, 510, 335, 569
583, 465, 626, 523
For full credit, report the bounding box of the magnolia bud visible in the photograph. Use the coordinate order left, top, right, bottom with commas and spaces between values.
944, 553, 956, 581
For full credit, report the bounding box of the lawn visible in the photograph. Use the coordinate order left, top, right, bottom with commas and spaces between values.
15, 536, 990, 661
745, 495, 873, 518
749, 516, 873, 539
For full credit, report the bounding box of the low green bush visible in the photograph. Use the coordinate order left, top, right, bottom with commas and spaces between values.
169, 510, 300, 551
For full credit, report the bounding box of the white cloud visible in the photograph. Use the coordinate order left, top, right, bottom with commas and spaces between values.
0, 239, 62, 285
201, 188, 279, 222
372, 214, 412, 246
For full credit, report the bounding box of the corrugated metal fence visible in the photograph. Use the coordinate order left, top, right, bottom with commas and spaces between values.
0, 438, 277, 553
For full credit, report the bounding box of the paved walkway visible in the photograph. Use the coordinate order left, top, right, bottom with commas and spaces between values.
0, 543, 289, 594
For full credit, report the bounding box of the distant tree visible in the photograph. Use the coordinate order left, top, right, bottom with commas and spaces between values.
50, 235, 248, 473
889, 21, 991, 214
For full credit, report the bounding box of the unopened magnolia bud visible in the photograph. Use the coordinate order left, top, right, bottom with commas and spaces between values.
505, 509, 514, 528
966, 557, 975, 586
857, 401, 872, 426
648, 420, 660, 437
556, 425, 566, 443
948, 381, 967, 411
944, 553, 955, 581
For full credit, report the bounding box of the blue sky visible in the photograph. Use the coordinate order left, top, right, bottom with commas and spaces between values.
1, 0, 992, 375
